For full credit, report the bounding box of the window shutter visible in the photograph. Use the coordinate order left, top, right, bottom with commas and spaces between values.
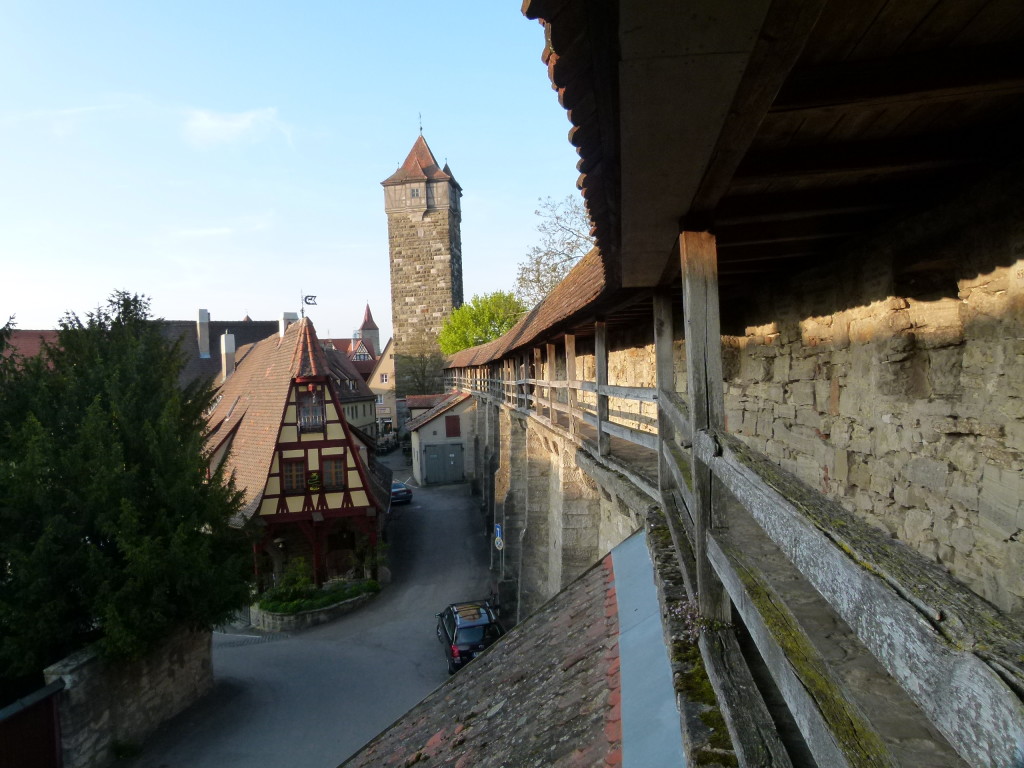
445, 415, 460, 438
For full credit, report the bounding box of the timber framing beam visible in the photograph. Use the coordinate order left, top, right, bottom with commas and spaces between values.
773, 44, 1024, 114
680, 230, 729, 623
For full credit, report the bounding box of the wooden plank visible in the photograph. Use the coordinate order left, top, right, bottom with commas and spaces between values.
710, 432, 1024, 768
687, 0, 829, 221
546, 342, 556, 420
599, 383, 657, 401
773, 45, 1024, 114
701, 629, 796, 768
653, 290, 677, 505
595, 320, 610, 456
706, 534, 894, 768
660, 390, 693, 445
581, 412, 658, 451
565, 334, 578, 437
681, 230, 728, 623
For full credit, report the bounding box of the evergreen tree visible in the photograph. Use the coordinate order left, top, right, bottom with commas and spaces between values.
0, 293, 251, 677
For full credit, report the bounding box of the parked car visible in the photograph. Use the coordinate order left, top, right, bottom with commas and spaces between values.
391, 481, 413, 504
436, 601, 504, 674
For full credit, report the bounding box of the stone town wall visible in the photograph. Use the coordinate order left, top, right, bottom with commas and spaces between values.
43, 629, 211, 768
387, 208, 461, 356
722, 171, 1024, 614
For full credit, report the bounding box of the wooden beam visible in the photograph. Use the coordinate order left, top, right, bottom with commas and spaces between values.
686, 0, 830, 222
734, 135, 980, 185
773, 44, 1024, 114
564, 334, 578, 437
681, 230, 729, 623
653, 291, 677, 503
594, 320, 610, 457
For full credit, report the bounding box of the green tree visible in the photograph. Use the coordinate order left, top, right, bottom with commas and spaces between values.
514, 195, 595, 308
437, 291, 526, 355
0, 293, 252, 677
394, 350, 448, 397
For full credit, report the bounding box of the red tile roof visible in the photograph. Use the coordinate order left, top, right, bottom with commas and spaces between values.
446, 245, 616, 368
5, 329, 59, 359
405, 393, 450, 411
360, 304, 379, 331
404, 391, 472, 433
341, 555, 621, 767
206, 318, 339, 519
382, 135, 461, 189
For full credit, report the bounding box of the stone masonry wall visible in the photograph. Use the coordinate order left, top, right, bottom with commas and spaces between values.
723, 169, 1024, 614
388, 207, 461, 356
43, 629, 211, 768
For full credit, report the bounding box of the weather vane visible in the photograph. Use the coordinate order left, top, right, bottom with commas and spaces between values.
300, 291, 317, 319
418, 112, 423, 135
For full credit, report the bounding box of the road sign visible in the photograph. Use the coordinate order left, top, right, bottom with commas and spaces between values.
494, 524, 504, 551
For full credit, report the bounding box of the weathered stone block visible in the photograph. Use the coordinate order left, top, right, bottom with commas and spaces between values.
787, 381, 815, 407
979, 463, 1024, 538
903, 456, 950, 488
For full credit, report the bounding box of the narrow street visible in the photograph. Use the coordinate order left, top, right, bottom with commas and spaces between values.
124, 459, 493, 768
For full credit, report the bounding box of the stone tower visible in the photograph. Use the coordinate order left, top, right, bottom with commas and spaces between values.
382, 135, 464, 359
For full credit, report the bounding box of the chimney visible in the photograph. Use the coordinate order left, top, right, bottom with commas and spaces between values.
280, 311, 299, 338
197, 309, 211, 359
221, 331, 236, 381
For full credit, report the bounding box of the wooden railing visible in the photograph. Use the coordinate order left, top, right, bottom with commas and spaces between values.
444, 253, 1024, 768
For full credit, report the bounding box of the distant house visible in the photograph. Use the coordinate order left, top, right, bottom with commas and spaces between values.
404, 392, 475, 486
369, 337, 397, 435
321, 304, 381, 384
206, 316, 388, 587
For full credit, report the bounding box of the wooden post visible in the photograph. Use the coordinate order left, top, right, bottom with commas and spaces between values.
565, 334, 578, 437
681, 230, 729, 622
595, 320, 610, 456
653, 291, 676, 499
533, 347, 543, 416
546, 342, 556, 423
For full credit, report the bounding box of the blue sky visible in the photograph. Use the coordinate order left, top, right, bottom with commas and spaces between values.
0, 2, 581, 343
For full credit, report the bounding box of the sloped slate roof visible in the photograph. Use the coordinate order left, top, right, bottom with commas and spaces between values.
323, 347, 375, 402
404, 391, 472, 433
161, 319, 278, 386
405, 393, 450, 411
341, 554, 622, 768
446, 245, 615, 368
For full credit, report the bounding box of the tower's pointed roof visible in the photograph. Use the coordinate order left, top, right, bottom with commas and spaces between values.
360, 304, 379, 331
382, 135, 456, 186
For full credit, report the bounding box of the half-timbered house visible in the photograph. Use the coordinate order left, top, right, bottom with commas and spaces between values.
206, 316, 388, 587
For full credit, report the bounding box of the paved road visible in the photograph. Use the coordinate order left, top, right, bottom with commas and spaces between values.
125, 472, 492, 768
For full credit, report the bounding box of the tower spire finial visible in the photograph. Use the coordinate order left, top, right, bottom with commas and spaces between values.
418, 112, 423, 135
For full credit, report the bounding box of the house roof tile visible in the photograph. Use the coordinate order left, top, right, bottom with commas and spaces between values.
341, 555, 621, 768
446, 245, 616, 368
382, 135, 460, 189
404, 391, 472, 433
206, 318, 327, 519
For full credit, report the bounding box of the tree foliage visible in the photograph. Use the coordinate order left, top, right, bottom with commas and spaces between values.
0, 293, 252, 677
437, 291, 526, 355
394, 350, 447, 398
514, 195, 595, 308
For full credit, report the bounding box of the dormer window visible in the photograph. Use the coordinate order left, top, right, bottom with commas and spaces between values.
297, 388, 325, 432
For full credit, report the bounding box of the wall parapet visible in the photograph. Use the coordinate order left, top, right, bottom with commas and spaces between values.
43, 628, 211, 768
